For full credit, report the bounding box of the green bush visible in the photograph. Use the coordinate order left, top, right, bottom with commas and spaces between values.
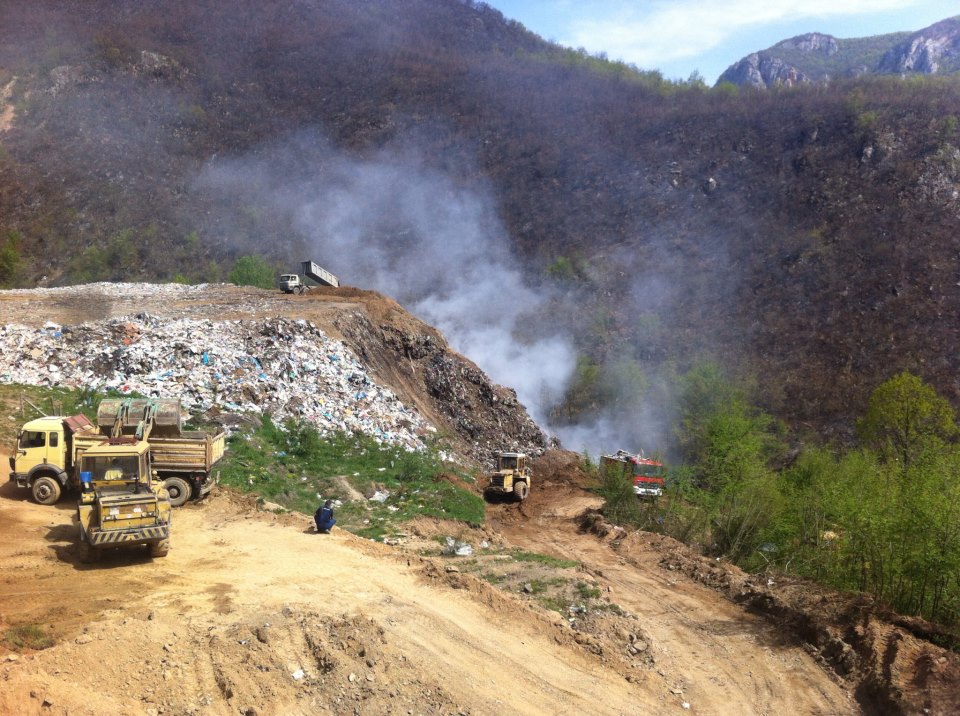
228, 255, 276, 289
0, 231, 20, 286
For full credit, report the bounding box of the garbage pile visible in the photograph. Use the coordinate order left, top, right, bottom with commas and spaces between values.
0, 314, 431, 449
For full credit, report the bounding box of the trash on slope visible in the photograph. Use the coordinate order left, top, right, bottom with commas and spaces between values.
0, 314, 430, 450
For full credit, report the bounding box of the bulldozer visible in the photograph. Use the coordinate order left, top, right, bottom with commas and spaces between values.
75, 438, 172, 563
484, 452, 531, 501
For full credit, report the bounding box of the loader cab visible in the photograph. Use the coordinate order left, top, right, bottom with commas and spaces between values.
77, 440, 153, 500
497, 452, 526, 472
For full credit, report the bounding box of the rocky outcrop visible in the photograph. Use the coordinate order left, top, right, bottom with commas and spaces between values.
778, 32, 839, 56
717, 53, 810, 89
716, 32, 839, 88
718, 18, 960, 88
878, 17, 960, 74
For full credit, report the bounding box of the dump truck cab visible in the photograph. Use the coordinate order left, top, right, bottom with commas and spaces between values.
75, 439, 171, 562
9, 414, 99, 505
484, 452, 531, 501
279, 274, 303, 293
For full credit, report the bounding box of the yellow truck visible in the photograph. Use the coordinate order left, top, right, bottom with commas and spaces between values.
75, 438, 171, 562
9, 400, 226, 506
8, 414, 104, 504
97, 398, 226, 506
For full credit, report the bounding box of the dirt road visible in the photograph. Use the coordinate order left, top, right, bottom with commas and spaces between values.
0, 467, 860, 716
488, 478, 854, 716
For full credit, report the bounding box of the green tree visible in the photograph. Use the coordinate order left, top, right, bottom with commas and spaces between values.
228, 255, 275, 289
857, 371, 957, 470
0, 231, 21, 286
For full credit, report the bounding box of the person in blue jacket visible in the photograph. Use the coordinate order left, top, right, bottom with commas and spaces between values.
315, 499, 336, 534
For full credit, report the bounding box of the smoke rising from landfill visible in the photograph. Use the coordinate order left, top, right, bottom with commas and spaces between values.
198, 132, 576, 436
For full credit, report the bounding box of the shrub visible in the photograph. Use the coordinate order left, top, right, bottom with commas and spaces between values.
228, 255, 276, 289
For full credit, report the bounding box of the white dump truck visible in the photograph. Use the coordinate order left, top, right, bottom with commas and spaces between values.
279, 260, 340, 293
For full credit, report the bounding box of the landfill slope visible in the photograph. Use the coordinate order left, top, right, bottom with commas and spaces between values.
0, 282, 544, 460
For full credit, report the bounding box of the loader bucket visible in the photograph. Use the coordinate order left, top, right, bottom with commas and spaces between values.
98, 398, 182, 437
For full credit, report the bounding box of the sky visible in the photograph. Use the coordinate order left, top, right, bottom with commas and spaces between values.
484, 0, 955, 84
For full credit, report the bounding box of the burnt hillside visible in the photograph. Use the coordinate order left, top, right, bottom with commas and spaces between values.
2, 0, 960, 442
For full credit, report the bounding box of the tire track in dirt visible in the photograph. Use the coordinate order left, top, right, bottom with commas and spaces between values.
488, 481, 856, 716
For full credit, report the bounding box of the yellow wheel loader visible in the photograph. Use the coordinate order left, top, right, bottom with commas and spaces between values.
484, 452, 531, 501
75, 438, 172, 563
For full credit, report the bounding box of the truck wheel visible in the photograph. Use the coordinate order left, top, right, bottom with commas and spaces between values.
32, 476, 62, 505
162, 477, 192, 507
513, 481, 529, 501
150, 539, 170, 558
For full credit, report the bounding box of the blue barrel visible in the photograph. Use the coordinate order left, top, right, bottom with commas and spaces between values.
80, 471, 93, 485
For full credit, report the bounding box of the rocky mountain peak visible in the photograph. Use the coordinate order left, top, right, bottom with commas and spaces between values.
776, 32, 839, 56
878, 16, 960, 74
718, 15, 960, 88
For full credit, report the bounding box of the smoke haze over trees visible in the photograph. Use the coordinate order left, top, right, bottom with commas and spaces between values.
3, 1, 960, 454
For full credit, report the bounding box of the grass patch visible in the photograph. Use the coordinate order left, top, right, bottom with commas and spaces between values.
217, 415, 484, 535
538, 595, 573, 614
510, 550, 579, 569
4, 624, 54, 651
576, 581, 602, 599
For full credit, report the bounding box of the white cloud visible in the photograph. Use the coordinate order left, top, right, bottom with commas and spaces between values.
564, 0, 924, 67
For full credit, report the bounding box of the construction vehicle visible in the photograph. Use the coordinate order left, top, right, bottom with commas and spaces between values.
484, 452, 531, 501
75, 437, 171, 562
97, 398, 226, 506
279, 260, 340, 293
9, 414, 107, 504
600, 449, 665, 500
9, 398, 225, 507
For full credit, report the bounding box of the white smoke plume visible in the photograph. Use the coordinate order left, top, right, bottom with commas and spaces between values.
197, 131, 576, 430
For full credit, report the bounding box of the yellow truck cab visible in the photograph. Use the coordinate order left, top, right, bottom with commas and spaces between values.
9, 414, 101, 505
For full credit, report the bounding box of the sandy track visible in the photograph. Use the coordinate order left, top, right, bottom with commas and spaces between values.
0, 479, 676, 716
489, 485, 855, 716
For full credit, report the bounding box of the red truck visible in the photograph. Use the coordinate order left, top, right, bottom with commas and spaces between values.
599, 449, 665, 500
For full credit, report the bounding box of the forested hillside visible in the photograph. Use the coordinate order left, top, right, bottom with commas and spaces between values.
3, 0, 960, 449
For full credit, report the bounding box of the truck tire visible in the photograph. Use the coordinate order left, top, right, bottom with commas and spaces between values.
150, 538, 170, 558
32, 476, 62, 505
162, 477, 192, 507
513, 481, 529, 501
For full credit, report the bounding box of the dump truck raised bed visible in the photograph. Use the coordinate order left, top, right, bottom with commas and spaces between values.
75, 438, 171, 562
600, 449, 665, 500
